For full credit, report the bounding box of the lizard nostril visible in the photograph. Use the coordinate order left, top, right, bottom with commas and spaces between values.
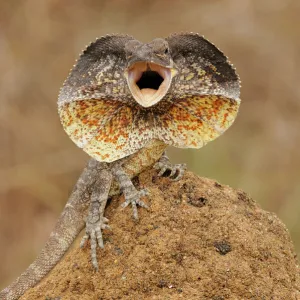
136, 70, 164, 90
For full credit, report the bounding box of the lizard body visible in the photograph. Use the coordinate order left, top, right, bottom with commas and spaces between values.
0, 33, 240, 300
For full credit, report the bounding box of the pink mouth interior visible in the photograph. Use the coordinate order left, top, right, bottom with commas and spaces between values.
126, 62, 172, 107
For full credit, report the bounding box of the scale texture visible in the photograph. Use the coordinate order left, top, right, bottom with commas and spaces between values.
1, 32, 240, 300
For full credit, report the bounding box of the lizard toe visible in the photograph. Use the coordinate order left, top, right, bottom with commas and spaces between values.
121, 188, 149, 220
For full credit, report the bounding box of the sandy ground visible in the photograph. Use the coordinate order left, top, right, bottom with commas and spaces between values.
20, 169, 300, 299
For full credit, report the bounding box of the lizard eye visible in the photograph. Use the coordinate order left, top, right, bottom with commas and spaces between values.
151, 38, 169, 55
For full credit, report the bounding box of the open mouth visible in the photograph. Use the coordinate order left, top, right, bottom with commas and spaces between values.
125, 62, 173, 107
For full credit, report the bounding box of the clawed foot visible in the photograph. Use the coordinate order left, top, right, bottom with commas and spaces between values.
121, 186, 149, 220
111, 161, 149, 220
80, 216, 110, 270
154, 160, 186, 181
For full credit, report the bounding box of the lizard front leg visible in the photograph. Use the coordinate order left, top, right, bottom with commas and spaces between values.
80, 167, 113, 270
0, 158, 103, 300
154, 151, 186, 181
111, 161, 149, 220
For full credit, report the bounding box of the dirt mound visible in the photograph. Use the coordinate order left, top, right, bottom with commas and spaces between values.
21, 170, 300, 299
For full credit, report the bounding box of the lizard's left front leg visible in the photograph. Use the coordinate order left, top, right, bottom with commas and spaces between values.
111, 161, 148, 220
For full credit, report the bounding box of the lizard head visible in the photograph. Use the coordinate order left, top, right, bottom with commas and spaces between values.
124, 38, 177, 108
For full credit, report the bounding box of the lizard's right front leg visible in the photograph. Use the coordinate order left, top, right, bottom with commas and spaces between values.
80, 160, 148, 270
0, 158, 104, 300
80, 167, 113, 271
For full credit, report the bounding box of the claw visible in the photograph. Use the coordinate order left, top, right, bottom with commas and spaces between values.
169, 167, 177, 178
172, 163, 187, 181
157, 165, 167, 177
154, 160, 186, 181
121, 188, 149, 220
80, 234, 89, 248
80, 216, 110, 270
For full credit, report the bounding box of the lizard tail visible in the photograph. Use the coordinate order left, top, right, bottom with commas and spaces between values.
0, 203, 85, 300
0, 159, 99, 300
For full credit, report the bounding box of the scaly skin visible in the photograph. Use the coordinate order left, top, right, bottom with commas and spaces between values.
0, 33, 240, 300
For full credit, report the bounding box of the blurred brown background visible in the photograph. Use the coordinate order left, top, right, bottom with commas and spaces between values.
1, 0, 300, 289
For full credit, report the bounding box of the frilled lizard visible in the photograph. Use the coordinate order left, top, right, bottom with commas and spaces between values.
0, 33, 240, 300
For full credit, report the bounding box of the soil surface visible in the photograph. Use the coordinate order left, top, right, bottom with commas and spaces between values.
21, 170, 300, 299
